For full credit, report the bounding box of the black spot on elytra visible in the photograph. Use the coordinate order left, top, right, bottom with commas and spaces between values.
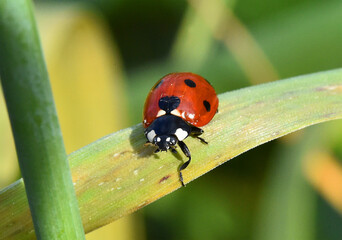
184, 79, 196, 88
203, 100, 211, 112
159, 96, 180, 113
153, 79, 163, 90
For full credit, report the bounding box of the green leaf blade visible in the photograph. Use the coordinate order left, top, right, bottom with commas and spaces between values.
0, 0, 85, 239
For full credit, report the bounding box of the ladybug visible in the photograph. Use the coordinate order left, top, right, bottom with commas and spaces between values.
143, 72, 219, 186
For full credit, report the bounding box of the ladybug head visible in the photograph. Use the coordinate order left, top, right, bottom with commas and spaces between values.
153, 134, 178, 151
144, 114, 191, 152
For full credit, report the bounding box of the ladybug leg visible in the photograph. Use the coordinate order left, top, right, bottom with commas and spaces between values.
196, 136, 208, 144
154, 148, 160, 153
171, 148, 178, 154
190, 126, 208, 144
178, 141, 191, 187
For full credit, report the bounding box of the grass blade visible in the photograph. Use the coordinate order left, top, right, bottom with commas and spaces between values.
0, 0, 85, 239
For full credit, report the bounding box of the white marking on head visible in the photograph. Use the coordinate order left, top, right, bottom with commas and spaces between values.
171, 109, 181, 117
157, 137, 161, 142
166, 137, 171, 142
175, 128, 188, 141
157, 110, 166, 117
146, 130, 156, 142
189, 113, 195, 119
143, 119, 147, 124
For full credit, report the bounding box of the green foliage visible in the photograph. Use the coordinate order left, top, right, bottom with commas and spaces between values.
1, 68, 342, 239
1, 0, 342, 239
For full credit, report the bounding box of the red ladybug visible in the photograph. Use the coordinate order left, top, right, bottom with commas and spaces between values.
143, 72, 219, 186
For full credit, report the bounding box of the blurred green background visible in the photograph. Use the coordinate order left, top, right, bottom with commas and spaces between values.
1, 0, 342, 239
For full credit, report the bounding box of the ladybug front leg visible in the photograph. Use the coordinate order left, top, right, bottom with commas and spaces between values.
190, 126, 208, 144
178, 141, 191, 186
171, 148, 178, 154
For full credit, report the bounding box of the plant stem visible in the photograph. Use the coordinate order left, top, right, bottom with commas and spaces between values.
0, 0, 85, 239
